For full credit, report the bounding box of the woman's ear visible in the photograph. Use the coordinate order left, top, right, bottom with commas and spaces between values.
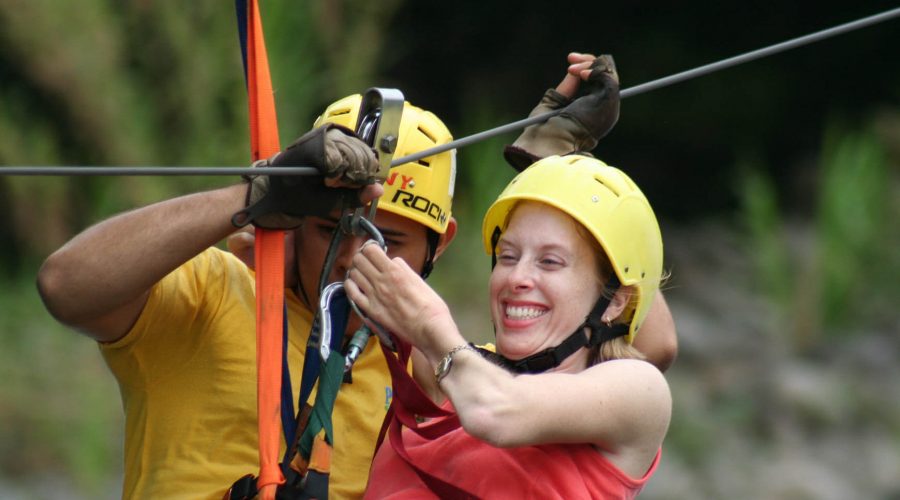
605, 285, 633, 321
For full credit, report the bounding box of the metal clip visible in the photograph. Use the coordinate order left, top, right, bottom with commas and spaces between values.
318, 218, 395, 367
343, 223, 396, 371
353, 88, 404, 229
317, 282, 346, 361
356, 88, 404, 183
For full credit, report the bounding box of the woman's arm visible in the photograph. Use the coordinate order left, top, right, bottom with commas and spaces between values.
443, 351, 670, 478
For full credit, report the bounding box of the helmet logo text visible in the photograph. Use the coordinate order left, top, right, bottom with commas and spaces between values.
385, 172, 415, 190
390, 190, 447, 226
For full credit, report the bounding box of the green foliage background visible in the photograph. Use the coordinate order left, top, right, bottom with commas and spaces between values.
1, 1, 898, 497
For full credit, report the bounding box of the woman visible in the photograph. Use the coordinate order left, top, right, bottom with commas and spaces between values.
344, 154, 672, 499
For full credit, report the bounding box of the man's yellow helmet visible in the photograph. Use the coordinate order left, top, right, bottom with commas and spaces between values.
482, 154, 663, 343
314, 94, 456, 234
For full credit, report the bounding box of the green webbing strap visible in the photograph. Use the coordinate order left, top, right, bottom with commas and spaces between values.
297, 351, 345, 459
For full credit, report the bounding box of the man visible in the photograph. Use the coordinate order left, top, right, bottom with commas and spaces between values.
37, 54, 676, 499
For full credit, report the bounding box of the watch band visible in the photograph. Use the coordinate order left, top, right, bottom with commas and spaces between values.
434, 343, 475, 384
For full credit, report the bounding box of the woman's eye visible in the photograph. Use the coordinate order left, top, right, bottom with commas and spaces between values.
540, 257, 563, 267
498, 253, 517, 263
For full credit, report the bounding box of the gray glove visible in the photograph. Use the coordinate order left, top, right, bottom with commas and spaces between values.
504, 55, 620, 171
231, 123, 379, 229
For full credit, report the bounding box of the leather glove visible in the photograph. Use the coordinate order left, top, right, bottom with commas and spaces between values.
504, 55, 620, 171
231, 123, 380, 229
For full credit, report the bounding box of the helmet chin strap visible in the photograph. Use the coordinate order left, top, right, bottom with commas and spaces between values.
420, 229, 440, 280
480, 274, 628, 374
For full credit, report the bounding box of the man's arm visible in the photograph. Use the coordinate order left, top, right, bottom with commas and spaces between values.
37, 184, 247, 342
632, 291, 678, 372
38, 124, 382, 343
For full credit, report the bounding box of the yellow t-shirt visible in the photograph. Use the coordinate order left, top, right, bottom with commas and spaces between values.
100, 248, 392, 499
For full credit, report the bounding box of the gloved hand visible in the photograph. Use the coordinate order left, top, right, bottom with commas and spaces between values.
504, 55, 620, 171
231, 123, 380, 229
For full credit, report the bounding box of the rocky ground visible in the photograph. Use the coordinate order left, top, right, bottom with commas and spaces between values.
642, 223, 900, 500
2, 222, 897, 499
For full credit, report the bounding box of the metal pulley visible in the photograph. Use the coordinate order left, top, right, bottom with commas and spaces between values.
352, 87, 405, 226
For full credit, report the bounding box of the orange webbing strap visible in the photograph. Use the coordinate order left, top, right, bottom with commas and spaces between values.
245, 0, 284, 498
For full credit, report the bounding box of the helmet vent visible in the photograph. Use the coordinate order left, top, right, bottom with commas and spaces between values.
593, 175, 621, 197
417, 125, 437, 143
418, 159, 431, 168
328, 106, 353, 118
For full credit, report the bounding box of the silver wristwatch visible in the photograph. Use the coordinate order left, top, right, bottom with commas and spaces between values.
434, 344, 475, 384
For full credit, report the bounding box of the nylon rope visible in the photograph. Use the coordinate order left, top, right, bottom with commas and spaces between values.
0, 166, 316, 175
2, 6, 897, 177
240, 0, 285, 497
390, 6, 900, 166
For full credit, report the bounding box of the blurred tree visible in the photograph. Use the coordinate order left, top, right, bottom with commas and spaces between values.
383, 0, 900, 219
0, 1, 898, 497
0, 0, 407, 278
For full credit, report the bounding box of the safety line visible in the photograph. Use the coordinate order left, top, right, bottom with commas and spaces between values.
0, 166, 316, 176
390, 6, 900, 166
1, 6, 897, 177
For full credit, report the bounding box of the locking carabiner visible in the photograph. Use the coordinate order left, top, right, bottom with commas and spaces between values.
342, 222, 395, 371
316, 218, 394, 365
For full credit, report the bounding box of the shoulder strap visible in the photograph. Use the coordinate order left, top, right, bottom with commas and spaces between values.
377, 339, 478, 498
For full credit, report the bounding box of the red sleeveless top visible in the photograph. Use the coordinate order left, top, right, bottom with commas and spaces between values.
364, 407, 660, 499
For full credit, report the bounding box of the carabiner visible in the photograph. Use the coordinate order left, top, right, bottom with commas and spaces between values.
317, 282, 346, 361
318, 220, 395, 364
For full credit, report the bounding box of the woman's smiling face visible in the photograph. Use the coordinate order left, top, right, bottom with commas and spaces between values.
489, 201, 604, 363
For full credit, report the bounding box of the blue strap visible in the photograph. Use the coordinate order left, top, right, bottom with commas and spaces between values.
300, 292, 350, 405
282, 290, 350, 466
280, 302, 296, 451
233, 0, 248, 86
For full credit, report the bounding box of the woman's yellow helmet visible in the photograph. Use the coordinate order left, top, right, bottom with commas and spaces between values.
482, 154, 663, 343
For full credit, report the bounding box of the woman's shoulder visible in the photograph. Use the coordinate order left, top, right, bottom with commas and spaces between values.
585, 358, 668, 384
582, 359, 672, 430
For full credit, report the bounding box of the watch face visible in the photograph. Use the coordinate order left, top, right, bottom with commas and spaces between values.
435, 356, 452, 381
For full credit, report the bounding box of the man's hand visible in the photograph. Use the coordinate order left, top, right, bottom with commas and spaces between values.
231, 124, 381, 229
504, 53, 620, 171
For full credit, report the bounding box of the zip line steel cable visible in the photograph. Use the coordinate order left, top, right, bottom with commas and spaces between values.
395, 5, 900, 166
0, 166, 319, 176
2, 5, 898, 177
